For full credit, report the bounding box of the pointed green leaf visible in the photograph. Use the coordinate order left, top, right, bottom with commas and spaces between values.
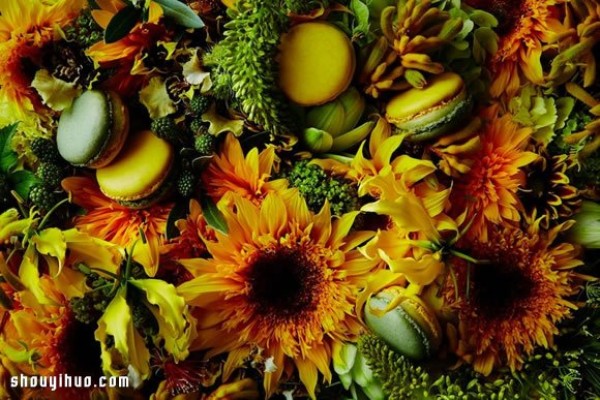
200, 195, 228, 234
154, 0, 205, 29
0, 124, 18, 173
104, 5, 142, 44
8, 170, 39, 200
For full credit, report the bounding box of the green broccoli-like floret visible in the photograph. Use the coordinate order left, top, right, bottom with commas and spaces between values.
286, 161, 359, 216
177, 169, 196, 198
63, 10, 104, 48
358, 335, 567, 400
29, 184, 60, 212
189, 118, 207, 135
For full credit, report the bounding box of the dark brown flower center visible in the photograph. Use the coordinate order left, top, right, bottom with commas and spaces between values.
469, 262, 534, 319
247, 247, 323, 318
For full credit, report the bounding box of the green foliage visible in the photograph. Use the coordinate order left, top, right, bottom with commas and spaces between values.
358, 335, 581, 399
203, 0, 294, 135
551, 110, 593, 154
0, 173, 11, 208
570, 152, 600, 189
70, 272, 114, 325
286, 161, 359, 216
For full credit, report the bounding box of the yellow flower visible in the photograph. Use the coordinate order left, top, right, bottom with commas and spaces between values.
451, 109, 539, 242
359, 172, 460, 286
201, 134, 288, 204
177, 190, 379, 398
444, 221, 585, 375
482, 0, 566, 98
62, 176, 170, 276
0, 0, 84, 121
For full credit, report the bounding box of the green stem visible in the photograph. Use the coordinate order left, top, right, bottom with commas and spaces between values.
38, 198, 69, 231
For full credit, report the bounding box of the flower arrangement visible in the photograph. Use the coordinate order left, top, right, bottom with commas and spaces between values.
1, 0, 600, 399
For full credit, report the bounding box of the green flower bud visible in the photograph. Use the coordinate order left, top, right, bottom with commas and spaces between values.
567, 201, 600, 248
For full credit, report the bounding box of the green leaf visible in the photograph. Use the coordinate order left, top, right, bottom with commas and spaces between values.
0, 124, 18, 173
104, 5, 141, 44
7, 170, 39, 200
200, 195, 228, 234
351, 0, 370, 36
165, 200, 189, 240
153, 0, 205, 29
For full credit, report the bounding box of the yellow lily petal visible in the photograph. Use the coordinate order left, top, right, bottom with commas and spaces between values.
95, 287, 151, 381
130, 279, 196, 361
32, 228, 67, 276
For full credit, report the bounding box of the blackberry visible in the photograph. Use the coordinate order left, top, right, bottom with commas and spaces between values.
37, 163, 65, 188
194, 133, 216, 156
29, 184, 60, 211
189, 95, 211, 115
150, 117, 180, 143
31, 138, 61, 163
189, 118, 207, 134
177, 170, 196, 198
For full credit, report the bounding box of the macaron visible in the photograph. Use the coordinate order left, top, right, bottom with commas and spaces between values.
278, 22, 355, 106
96, 130, 174, 209
57, 90, 129, 168
385, 72, 471, 142
364, 286, 442, 360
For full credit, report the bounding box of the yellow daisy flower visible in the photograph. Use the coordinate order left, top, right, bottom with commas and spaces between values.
177, 190, 378, 399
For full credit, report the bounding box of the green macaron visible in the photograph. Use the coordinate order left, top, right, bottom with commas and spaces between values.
57, 90, 129, 168
385, 72, 471, 142
364, 287, 442, 360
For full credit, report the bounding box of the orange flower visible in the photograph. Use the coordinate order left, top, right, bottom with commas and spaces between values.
87, 0, 166, 65
445, 221, 584, 375
201, 134, 288, 204
0, 0, 85, 119
62, 176, 171, 276
0, 277, 102, 400
474, 0, 566, 98
178, 190, 378, 398
451, 110, 538, 241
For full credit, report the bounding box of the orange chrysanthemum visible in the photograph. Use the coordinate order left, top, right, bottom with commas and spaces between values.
177, 190, 378, 399
452, 111, 538, 241
445, 221, 584, 375
471, 0, 566, 98
62, 176, 171, 276
0, 277, 102, 400
0, 0, 85, 119
201, 134, 288, 204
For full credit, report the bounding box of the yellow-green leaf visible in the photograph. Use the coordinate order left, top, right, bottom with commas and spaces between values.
31, 69, 82, 111
139, 76, 176, 119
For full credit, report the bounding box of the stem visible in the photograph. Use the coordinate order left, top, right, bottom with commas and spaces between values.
38, 198, 69, 231
123, 241, 139, 283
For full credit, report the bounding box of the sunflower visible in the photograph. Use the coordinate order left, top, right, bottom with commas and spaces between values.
444, 221, 584, 376
451, 109, 538, 241
201, 134, 288, 204
177, 190, 379, 398
62, 176, 171, 276
0, 0, 85, 120
466, 0, 565, 98
520, 148, 581, 229
0, 276, 104, 400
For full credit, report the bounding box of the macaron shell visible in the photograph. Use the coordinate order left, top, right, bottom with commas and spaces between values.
96, 130, 173, 201
87, 91, 130, 169
57, 90, 111, 166
385, 72, 465, 122
365, 294, 430, 360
